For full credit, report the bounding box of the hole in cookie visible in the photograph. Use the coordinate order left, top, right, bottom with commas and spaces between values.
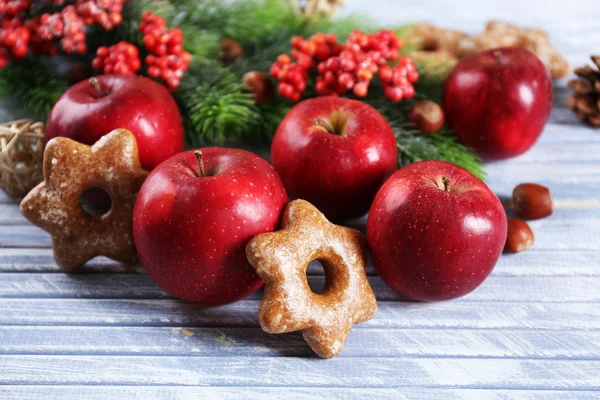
421, 40, 440, 52
307, 260, 327, 294
80, 187, 112, 216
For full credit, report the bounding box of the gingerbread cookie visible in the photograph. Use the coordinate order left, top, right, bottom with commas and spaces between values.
406, 21, 569, 79
20, 129, 148, 270
246, 199, 377, 358
472, 21, 569, 79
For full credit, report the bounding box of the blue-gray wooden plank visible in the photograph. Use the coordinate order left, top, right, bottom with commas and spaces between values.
2, 248, 600, 276
1, 326, 599, 359
2, 299, 599, 330
1, 273, 600, 303
1, 355, 600, 388
1, 387, 599, 400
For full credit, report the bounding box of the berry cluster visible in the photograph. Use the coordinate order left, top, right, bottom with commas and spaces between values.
0, 0, 127, 69
0, 0, 32, 67
38, 5, 87, 54
92, 41, 141, 74
0, 0, 31, 17
27, 17, 58, 56
270, 33, 342, 101
0, 18, 29, 68
76, 0, 124, 30
139, 11, 191, 90
379, 56, 419, 102
271, 30, 418, 102
269, 54, 308, 102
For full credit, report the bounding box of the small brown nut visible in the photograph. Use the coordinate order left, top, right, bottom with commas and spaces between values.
505, 218, 534, 253
243, 71, 274, 104
408, 100, 445, 135
513, 183, 553, 220
220, 38, 244, 63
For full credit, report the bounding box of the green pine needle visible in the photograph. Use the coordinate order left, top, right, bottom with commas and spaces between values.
123, 0, 177, 22
0, 57, 68, 122
395, 125, 486, 180
363, 90, 485, 179
174, 62, 264, 146
172, 0, 300, 42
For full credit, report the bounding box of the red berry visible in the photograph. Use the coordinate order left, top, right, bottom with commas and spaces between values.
403, 85, 415, 99
92, 41, 141, 75
277, 54, 291, 64
353, 81, 369, 97
148, 66, 160, 78
384, 86, 403, 102
278, 82, 295, 98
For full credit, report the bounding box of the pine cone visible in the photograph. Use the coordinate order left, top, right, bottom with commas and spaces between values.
567, 56, 600, 127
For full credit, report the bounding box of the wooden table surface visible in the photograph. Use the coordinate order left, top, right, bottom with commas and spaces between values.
1, 1, 600, 399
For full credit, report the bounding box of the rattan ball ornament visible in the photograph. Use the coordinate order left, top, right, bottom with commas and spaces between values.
293, 0, 344, 18
0, 119, 45, 199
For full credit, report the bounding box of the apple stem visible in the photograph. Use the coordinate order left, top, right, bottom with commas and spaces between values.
194, 150, 206, 177
442, 176, 451, 192
314, 118, 336, 135
88, 77, 105, 97
493, 50, 502, 63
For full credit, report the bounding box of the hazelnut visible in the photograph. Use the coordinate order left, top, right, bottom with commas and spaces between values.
243, 71, 274, 104
505, 218, 534, 253
512, 183, 553, 220
220, 39, 244, 63
408, 100, 445, 135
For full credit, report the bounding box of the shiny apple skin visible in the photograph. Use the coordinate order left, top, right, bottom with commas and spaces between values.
367, 160, 507, 301
133, 148, 288, 306
46, 74, 184, 170
271, 96, 398, 221
443, 48, 553, 161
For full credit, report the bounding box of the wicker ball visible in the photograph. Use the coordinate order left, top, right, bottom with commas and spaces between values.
293, 0, 344, 18
0, 119, 45, 199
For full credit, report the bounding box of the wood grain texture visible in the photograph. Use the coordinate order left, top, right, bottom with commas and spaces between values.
2, 248, 599, 277
2, 299, 599, 330
1, 326, 599, 359
1, 273, 599, 302
2, 386, 599, 400
1, 355, 600, 388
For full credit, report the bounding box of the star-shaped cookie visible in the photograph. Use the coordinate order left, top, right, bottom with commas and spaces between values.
20, 129, 148, 270
246, 199, 377, 358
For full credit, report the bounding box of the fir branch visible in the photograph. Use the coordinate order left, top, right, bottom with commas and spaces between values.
308, 13, 378, 38
123, 0, 177, 22
229, 30, 300, 77
364, 91, 485, 179
174, 61, 265, 146
172, 0, 301, 42
0, 57, 68, 122
395, 125, 486, 180
180, 24, 220, 62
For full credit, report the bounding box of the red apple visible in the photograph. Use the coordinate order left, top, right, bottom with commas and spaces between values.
271, 97, 397, 221
443, 48, 552, 161
367, 160, 507, 301
46, 75, 184, 170
133, 148, 287, 306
